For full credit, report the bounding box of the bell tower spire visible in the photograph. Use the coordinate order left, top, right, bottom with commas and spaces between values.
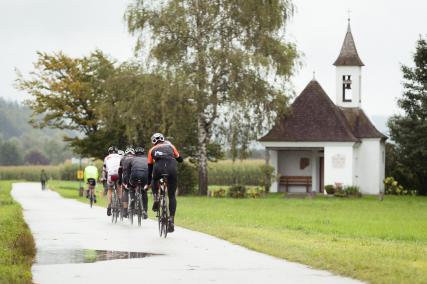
334, 18, 364, 108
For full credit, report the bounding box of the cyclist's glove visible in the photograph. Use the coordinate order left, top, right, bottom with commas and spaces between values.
176, 156, 184, 163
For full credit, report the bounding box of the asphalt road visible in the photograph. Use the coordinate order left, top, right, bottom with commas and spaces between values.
12, 182, 363, 284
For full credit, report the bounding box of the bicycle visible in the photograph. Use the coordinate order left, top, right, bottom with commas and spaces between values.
111, 181, 122, 224
156, 174, 169, 238
134, 180, 145, 226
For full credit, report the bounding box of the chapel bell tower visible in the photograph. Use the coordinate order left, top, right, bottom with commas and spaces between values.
334, 19, 364, 108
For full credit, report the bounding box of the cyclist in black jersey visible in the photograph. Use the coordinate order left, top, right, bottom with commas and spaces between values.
147, 133, 183, 233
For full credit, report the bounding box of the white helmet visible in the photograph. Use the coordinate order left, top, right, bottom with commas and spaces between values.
118, 150, 125, 156
151, 133, 165, 144
125, 146, 135, 155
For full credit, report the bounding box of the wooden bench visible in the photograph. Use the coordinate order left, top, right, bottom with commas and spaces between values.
280, 176, 312, 193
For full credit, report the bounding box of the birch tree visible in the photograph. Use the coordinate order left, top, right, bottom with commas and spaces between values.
126, 0, 298, 194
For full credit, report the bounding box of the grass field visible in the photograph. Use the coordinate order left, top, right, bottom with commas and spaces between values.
0, 181, 35, 284
48, 180, 427, 284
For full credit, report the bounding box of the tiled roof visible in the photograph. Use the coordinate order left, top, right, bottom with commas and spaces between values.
259, 80, 358, 142
340, 108, 387, 139
333, 22, 364, 66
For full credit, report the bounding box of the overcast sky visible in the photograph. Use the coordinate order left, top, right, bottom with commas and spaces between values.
0, 0, 426, 117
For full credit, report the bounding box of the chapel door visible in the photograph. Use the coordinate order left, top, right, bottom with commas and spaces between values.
319, 157, 324, 192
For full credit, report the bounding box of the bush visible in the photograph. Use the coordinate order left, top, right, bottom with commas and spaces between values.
259, 164, 276, 192
228, 184, 246, 198
246, 187, 265, 198
177, 161, 197, 195
324, 184, 335, 195
384, 176, 416, 195
211, 188, 226, 198
344, 185, 362, 197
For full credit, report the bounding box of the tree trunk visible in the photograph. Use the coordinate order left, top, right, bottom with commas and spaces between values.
197, 116, 209, 196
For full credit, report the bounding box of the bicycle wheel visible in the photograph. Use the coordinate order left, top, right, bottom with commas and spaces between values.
137, 195, 143, 227
162, 198, 169, 238
111, 191, 116, 223
89, 188, 93, 208
128, 192, 133, 225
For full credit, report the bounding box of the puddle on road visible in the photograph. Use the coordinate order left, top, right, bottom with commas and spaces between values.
36, 249, 162, 265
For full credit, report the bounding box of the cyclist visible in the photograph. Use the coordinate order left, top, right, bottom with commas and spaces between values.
84, 162, 99, 203
147, 133, 183, 232
128, 146, 149, 219
118, 146, 135, 218
103, 146, 122, 216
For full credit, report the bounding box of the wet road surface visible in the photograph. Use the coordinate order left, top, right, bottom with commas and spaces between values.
12, 183, 363, 284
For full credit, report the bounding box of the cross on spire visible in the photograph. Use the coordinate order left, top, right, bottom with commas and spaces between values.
347, 9, 352, 22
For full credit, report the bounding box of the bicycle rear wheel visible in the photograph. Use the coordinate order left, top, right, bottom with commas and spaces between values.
128, 192, 134, 225
137, 195, 143, 227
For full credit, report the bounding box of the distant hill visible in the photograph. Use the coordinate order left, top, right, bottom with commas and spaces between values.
0, 98, 74, 164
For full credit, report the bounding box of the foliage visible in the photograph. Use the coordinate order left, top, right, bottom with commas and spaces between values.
259, 164, 276, 192
177, 161, 198, 195
208, 159, 266, 186
246, 187, 265, 198
344, 185, 362, 197
0, 140, 24, 166
228, 184, 246, 198
0, 181, 35, 283
384, 176, 416, 195
17, 50, 117, 159
211, 188, 226, 198
0, 164, 96, 181
126, 0, 298, 194
24, 150, 50, 165
388, 36, 427, 195
324, 184, 335, 195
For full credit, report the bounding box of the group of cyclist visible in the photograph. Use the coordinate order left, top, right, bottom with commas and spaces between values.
90, 132, 182, 233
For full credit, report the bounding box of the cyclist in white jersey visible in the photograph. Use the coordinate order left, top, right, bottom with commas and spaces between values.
103, 146, 123, 216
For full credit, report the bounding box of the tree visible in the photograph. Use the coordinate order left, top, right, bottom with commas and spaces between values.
0, 139, 24, 166
16, 50, 116, 159
24, 150, 50, 165
126, 0, 298, 194
388, 36, 427, 195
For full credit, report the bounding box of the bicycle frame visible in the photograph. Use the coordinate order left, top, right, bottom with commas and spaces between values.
157, 175, 169, 238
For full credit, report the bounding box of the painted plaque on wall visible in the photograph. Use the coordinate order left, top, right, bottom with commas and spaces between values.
332, 154, 346, 169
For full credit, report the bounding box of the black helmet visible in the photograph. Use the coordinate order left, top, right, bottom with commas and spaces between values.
108, 146, 118, 154
134, 146, 145, 155
151, 133, 165, 145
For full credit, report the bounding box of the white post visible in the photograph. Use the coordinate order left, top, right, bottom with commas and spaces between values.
267, 149, 279, 193
311, 150, 318, 193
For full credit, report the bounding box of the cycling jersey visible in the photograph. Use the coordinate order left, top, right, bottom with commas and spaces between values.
104, 153, 122, 177
147, 141, 180, 164
119, 155, 134, 185
84, 165, 99, 182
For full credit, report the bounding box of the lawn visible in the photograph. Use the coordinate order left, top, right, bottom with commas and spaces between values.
0, 181, 35, 284
48, 180, 427, 284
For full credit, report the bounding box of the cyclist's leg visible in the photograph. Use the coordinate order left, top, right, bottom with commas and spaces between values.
167, 160, 178, 232
107, 176, 113, 215
122, 184, 129, 217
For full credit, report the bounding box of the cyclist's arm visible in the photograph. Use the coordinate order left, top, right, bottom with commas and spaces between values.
147, 148, 154, 186
118, 160, 123, 185
171, 144, 183, 163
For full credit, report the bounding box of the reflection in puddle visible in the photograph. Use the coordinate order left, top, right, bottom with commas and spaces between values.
36, 249, 161, 265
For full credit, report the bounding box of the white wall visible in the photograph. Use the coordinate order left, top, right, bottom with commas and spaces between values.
357, 139, 383, 194
336, 66, 362, 108
324, 144, 354, 187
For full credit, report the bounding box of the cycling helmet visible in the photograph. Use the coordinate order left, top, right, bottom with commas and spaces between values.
151, 133, 165, 145
134, 146, 145, 155
108, 146, 118, 154
118, 150, 125, 156
125, 146, 135, 155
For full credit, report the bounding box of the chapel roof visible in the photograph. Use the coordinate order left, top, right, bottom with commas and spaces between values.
333, 21, 364, 66
259, 80, 386, 143
259, 80, 358, 142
